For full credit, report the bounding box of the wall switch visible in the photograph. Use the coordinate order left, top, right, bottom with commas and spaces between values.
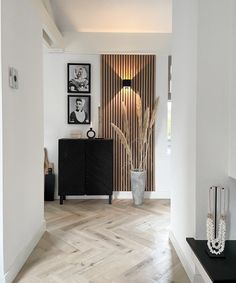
9, 67, 19, 89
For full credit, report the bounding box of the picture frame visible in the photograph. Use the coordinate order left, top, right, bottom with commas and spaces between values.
67, 63, 91, 93
68, 95, 91, 124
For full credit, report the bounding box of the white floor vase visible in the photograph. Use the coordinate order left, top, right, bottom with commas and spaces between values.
131, 170, 146, 205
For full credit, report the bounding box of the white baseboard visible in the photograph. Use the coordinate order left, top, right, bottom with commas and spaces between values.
56, 191, 170, 200
169, 231, 195, 283
4, 221, 46, 283
114, 191, 170, 199
193, 257, 211, 283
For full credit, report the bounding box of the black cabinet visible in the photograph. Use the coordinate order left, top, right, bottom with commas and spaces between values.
58, 139, 113, 204
187, 238, 236, 282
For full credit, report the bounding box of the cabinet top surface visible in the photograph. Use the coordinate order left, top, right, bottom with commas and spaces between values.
59, 138, 113, 141
186, 238, 236, 282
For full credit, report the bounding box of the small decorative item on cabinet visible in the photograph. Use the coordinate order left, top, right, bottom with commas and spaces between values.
70, 130, 83, 139
87, 127, 96, 139
98, 106, 102, 138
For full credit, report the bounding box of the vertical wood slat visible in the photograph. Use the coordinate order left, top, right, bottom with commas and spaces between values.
101, 55, 155, 192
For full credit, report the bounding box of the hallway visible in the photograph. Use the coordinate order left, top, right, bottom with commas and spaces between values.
14, 200, 189, 283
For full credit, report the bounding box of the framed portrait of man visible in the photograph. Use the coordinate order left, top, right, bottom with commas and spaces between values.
67, 63, 91, 93
68, 95, 91, 124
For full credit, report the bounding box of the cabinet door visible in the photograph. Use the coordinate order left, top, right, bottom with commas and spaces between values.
85, 140, 113, 195
59, 139, 85, 195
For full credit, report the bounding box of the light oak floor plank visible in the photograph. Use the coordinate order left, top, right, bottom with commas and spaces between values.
14, 200, 190, 283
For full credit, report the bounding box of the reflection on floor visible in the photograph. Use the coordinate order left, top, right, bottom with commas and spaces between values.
14, 199, 190, 283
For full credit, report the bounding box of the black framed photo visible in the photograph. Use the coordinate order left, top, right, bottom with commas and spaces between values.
68, 95, 91, 124
67, 63, 91, 93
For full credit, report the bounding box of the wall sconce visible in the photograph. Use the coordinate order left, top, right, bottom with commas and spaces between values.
122, 79, 131, 88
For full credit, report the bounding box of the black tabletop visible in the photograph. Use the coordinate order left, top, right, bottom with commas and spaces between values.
59, 138, 113, 141
186, 238, 236, 282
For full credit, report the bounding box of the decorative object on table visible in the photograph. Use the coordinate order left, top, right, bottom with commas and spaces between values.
98, 106, 102, 138
44, 148, 49, 174
111, 93, 159, 205
44, 148, 54, 174
131, 170, 147, 205
68, 95, 91, 124
206, 186, 226, 257
44, 148, 55, 201
9, 67, 19, 89
67, 63, 91, 93
86, 125, 96, 139
70, 130, 83, 139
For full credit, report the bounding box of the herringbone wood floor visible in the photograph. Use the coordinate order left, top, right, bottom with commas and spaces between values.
14, 200, 190, 283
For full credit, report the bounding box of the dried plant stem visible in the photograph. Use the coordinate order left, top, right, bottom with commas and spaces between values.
136, 93, 143, 168
143, 129, 152, 170
111, 96, 159, 172
138, 107, 150, 170
111, 123, 134, 170
142, 97, 159, 169
138, 144, 143, 170
121, 101, 130, 145
142, 108, 150, 143
44, 148, 50, 174
150, 97, 159, 128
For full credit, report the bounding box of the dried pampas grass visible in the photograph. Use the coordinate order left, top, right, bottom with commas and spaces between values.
135, 93, 142, 123
142, 107, 150, 143
138, 107, 150, 170
111, 95, 159, 171
150, 97, 159, 129
121, 101, 130, 144
111, 123, 134, 170
136, 93, 143, 166
142, 97, 159, 169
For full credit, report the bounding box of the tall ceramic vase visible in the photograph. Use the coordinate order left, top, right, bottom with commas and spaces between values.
131, 170, 146, 205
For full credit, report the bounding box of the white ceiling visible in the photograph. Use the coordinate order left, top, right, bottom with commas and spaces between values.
49, 0, 172, 33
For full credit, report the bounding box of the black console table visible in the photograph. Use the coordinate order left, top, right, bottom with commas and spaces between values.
58, 138, 113, 204
186, 238, 236, 282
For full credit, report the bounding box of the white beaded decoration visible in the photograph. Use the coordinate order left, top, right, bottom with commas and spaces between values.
206, 187, 226, 255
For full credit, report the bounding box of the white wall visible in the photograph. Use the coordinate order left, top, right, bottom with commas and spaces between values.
229, 2, 236, 180
170, 0, 198, 280
0, 0, 4, 279
62, 32, 172, 55
1, 0, 45, 282
171, 0, 236, 281
155, 56, 171, 195
44, 45, 172, 198
195, 0, 235, 240
228, 2, 236, 239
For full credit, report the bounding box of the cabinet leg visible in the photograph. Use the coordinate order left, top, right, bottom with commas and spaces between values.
60, 196, 64, 205
109, 195, 112, 205
63, 195, 66, 200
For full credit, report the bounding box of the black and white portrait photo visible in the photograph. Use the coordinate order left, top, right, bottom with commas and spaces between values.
68, 95, 91, 124
68, 63, 91, 93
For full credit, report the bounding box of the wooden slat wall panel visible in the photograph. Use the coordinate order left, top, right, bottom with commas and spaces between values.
101, 55, 155, 191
